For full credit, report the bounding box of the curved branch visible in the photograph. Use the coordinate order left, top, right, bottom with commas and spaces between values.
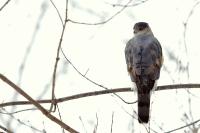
0, 83, 200, 108
68, 0, 132, 25
106, 0, 148, 7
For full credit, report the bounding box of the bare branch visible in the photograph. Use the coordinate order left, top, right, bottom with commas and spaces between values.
0, 0, 11, 11
68, 0, 132, 25
106, 0, 148, 7
0, 108, 37, 114
164, 118, 200, 133
110, 112, 114, 133
50, 0, 69, 112
0, 124, 12, 133
156, 84, 200, 91
182, 1, 200, 79
93, 113, 98, 133
0, 73, 79, 133
56, 104, 65, 133
61, 48, 132, 104
1, 83, 200, 108
0, 108, 43, 132
79, 116, 87, 133
183, 1, 200, 51
49, 0, 64, 26
61, 48, 108, 89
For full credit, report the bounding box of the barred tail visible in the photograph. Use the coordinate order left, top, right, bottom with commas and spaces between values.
135, 75, 155, 123
138, 92, 150, 123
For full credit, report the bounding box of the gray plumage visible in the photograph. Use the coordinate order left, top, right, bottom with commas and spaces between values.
125, 22, 163, 123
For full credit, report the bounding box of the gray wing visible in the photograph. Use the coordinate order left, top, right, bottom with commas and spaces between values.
125, 36, 163, 81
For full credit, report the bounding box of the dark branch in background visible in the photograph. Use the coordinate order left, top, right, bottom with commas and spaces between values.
0, 0, 11, 11
0, 82, 200, 108
0, 124, 12, 133
164, 118, 200, 133
156, 84, 200, 90
67, 0, 132, 25
0, 73, 79, 133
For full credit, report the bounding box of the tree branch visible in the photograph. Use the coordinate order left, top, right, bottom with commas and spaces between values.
164, 118, 200, 133
0, 81, 200, 108
0, 124, 12, 133
0, 0, 11, 11
0, 73, 78, 133
106, 0, 148, 7
50, 0, 69, 112
68, 0, 132, 25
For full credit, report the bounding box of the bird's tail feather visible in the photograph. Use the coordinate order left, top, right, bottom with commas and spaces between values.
138, 92, 150, 123
135, 75, 154, 123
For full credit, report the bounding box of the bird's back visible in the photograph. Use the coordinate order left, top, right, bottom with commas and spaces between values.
125, 22, 163, 123
125, 33, 162, 81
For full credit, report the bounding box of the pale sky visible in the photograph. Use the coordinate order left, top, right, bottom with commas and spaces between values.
0, 0, 200, 132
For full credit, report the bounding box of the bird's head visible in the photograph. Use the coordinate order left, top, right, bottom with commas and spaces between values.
133, 22, 153, 36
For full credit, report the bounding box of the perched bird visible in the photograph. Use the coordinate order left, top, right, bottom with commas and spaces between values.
125, 22, 163, 123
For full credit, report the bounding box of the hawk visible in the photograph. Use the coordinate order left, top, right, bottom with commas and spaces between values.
125, 22, 163, 123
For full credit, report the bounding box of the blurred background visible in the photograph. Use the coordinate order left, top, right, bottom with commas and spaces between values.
0, 0, 200, 132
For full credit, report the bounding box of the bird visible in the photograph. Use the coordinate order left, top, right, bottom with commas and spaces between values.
125, 22, 163, 123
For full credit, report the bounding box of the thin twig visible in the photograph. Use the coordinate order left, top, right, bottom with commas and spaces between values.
50, 0, 69, 112
0, 83, 200, 108
106, 0, 148, 7
0, 73, 79, 133
182, 1, 200, 79
0, 108, 37, 114
1, 108, 43, 132
110, 112, 114, 133
93, 113, 98, 133
164, 118, 200, 133
56, 104, 65, 133
183, 1, 200, 54
79, 116, 87, 133
68, 0, 132, 25
61, 48, 132, 104
61, 48, 107, 89
0, 0, 11, 11
49, 0, 64, 26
